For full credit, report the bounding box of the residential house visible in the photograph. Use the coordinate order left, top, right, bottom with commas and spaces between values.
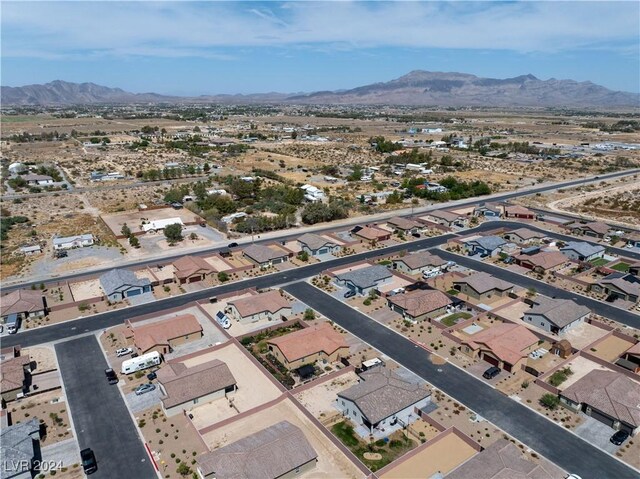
386, 217, 422, 235
567, 221, 611, 238
473, 202, 502, 218
387, 289, 453, 322
446, 438, 561, 479
267, 322, 349, 370
629, 261, 640, 277
0, 418, 43, 479
336, 366, 431, 436
1, 290, 46, 322
22, 174, 54, 186
503, 205, 535, 219
591, 273, 640, 303
300, 184, 325, 202
514, 251, 568, 273
424, 210, 468, 228
52, 233, 94, 250
392, 252, 447, 276
461, 323, 539, 372
352, 225, 392, 244
522, 298, 591, 334
503, 228, 546, 245
125, 314, 203, 355
623, 233, 640, 249
0, 346, 32, 402
453, 272, 514, 302
157, 359, 236, 416
616, 342, 640, 373
227, 290, 292, 323
142, 217, 185, 234
197, 421, 318, 479
297, 233, 341, 256
464, 236, 507, 257
172, 255, 215, 284
559, 370, 640, 435
560, 241, 606, 262
99, 269, 152, 302
335, 265, 393, 296
19, 245, 41, 256
242, 244, 290, 269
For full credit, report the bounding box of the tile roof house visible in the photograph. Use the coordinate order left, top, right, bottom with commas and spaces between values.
52, 233, 94, 250
617, 342, 640, 373
157, 358, 236, 416
387, 217, 422, 234
629, 261, 640, 277
560, 370, 640, 435
424, 210, 467, 228
591, 273, 640, 303
523, 298, 591, 334
453, 272, 514, 301
503, 205, 535, 219
227, 290, 292, 323
514, 251, 568, 273
473, 202, 502, 218
446, 438, 561, 479
297, 233, 340, 256
0, 290, 46, 321
503, 227, 546, 245
0, 347, 32, 402
0, 418, 43, 479
392, 252, 447, 275
335, 265, 393, 296
242, 244, 290, 268
388, 289, 453, 322
125, 314, 203, 354
337, 366, 431, 436
461, 323, 539, 372
172, 255, 215, 284
197, 421, 318, 479
352, 225, 392, 243
560, 241, 606, 262
99, 268, 152, 302
464, 236, 507, 257
568, 221, 611, 238
267, 322, 349, 370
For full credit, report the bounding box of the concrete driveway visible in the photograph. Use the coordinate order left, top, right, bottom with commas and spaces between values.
573, 416, 622, 454
124, 387, 162, 414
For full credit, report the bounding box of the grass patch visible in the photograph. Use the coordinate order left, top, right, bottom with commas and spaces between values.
611, 262, 630, 272
548, 367, 573, 387
440, 312, 472, 327
446, 289, 460, 296
589, 258, 609, 267
331, 421, 359, 447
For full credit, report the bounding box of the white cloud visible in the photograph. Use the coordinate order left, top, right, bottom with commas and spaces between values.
1, 1, 638, 59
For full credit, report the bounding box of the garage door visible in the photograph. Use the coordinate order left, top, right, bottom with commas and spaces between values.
586, 406, 615, 428
272, 258, 283, 264
392, 304, 404, 315
188, 275, 201, 283
318, 248, 328, 255
482, 354, 500, 367
126, 289, 141, 297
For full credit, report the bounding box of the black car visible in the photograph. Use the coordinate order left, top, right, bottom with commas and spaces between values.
147, 371, 157, 381
482, 366, 501, 379
228, 242, 239, 248
81, 448, 97, 474
104, 368, 118, 385
343, 290, 356, 299
411, 232, 421, 238
610, 430, 629, 446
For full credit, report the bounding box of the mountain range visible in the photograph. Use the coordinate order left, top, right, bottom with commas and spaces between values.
2, 71, 638, 108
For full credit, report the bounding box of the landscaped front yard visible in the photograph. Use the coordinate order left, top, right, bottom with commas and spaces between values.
440, 312, 472, 327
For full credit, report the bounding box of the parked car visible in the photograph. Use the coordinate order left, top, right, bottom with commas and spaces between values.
227, 242, 239, 248
131, 352, 139, 358
343, 290, 356, 299
610, 430, 629, 446
199, 222, 207, 227
411, 232, 421, 238
502, 256, 515, 264
135, 383, 156, 396
482, 366, 501, 379
146, 371, 157, 381
104, 368, 118, 385
116, 347, 133, 357
81, 448, 97, 474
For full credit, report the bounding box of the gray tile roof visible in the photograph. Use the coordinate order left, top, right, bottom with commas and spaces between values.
599, 273, 640, 297
99, 268, 151, 296
466, 235, 507, 251
197, 420, 317, 479
243, 244, 288, 264
560, 241, 605, 258
528, 298, 591, 328
506, 227, 545, 241
453, 272, 514, 295
338, 367, 430, 425
297, 233, 337, 251
394, 251, 447, 270
0, 418, 41, 476
336, 265, 392, 289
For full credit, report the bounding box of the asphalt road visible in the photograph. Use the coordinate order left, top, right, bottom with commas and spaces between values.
55, 335, 156, 479
5, 168, 638, 292
283, 281, 640, 479
528, 206, 640, 234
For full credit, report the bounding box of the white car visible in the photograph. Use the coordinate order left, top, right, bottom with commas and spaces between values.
116, 347, 133, 357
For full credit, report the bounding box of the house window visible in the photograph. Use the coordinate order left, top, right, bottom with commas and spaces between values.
193, 398, 199, 404
541, 323, 545, 327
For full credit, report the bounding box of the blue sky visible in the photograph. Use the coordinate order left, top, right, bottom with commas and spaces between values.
2, 1, 639, 94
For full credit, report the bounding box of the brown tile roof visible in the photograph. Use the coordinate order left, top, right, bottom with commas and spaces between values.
515, 251, 567, 270
453, 272, 514, 295
387, 216, 421, 231
572, 221, 610, 235
561, 370, 640, 428
598, 275, 640, 297
243, 244, 289, 264
228, 290, 291, 318
197, 420, 317, 479
0, 354, 30, 392
267, 322, 348, 363
395, 252, 447, 270
447, 438, 560, 479
428, 210, 462, 223
354, 226, 390, 241
297, 233, 337, 251
158, 358, 236, 409
463, 323, 538, 365
172, 255, 215, 279
388, 289, 452, 318
504, 205, 534, 216
506, 227, 545, 241
0, 290, 44, 317
624, 342, 640, 357
127, 314, 203, 353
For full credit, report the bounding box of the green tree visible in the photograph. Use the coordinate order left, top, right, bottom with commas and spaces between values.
539, 394, 560, 410
121, 223, 131, 237
304, 308, 316, 321
129, 235, 140, 248
164, 223, 183, 243
217, 271, 229, 282
297, 250, 309, 262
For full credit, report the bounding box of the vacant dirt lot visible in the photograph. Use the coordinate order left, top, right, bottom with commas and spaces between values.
294, 370, 361, 419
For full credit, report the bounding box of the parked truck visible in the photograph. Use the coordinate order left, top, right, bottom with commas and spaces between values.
121, 351, 161, 374
6, 313, 20, 334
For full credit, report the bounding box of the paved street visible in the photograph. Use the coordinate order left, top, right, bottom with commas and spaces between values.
55, 335, 156, 479
283, 281, 640, 479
